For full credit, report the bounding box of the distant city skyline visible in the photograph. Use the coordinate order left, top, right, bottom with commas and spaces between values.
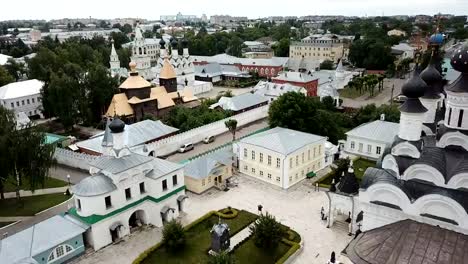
2, 0, 467, 21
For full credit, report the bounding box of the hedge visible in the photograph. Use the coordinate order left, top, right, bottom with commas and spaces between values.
275, 238, 301, 264
133, 208, 243, 264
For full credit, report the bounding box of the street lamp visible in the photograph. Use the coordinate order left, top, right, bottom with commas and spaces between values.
67, 174, 71, 187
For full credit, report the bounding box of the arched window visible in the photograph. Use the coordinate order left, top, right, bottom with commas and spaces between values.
260, 68, 264, 75
139, 47, 142, 55
255, 68, 258, 73
265, 68, 269, 75
242, 67, 245, 72
271, 69, 276, 76
48, 244, 75, 263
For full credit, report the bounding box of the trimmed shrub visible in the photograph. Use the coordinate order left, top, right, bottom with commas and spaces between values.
250, 212, 286, 249
162, 219, 186, 252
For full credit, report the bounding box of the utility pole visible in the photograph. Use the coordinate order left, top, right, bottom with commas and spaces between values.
390, 84, 395, 106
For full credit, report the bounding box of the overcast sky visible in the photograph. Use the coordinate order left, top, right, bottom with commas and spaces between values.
2, 0, 467, 21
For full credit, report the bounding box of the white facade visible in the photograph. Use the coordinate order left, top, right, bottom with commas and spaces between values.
238, 128, 326, 189
71, 120, 187, 251
0, 79, 44, 118
342, 120, 399, 160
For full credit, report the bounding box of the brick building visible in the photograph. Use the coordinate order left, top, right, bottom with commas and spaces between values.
272, 72, 319, 96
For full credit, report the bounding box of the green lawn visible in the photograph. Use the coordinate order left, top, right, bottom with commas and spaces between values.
4, 177, 68, 193
353, 159, 376, 180
0, 222, 14, 228
233, 238, 290, 264
0, 193, 71, 217
318, 158, 376, 188
141, 209, 258, 264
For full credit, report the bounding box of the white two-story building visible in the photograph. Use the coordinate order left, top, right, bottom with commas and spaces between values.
70, 118, 187, 251
0, 79, 44, 118
238, 127, 326, 189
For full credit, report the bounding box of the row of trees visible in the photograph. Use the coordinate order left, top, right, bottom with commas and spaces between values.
162, 104, 231, 132
0, 107, 56, 200
346, 74, 385, 97
26, 37, 121, 130
268, 92, 400, 144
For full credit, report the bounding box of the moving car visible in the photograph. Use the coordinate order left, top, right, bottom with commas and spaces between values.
203, 136, 215, 144
178, 143, 194, 153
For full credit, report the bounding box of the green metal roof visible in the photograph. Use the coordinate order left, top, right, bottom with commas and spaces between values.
68, 185, 186, 225
45, 133, 67, 145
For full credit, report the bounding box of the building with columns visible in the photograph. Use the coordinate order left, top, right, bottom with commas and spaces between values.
69, 118, 187, 251
335, 43, 468, 263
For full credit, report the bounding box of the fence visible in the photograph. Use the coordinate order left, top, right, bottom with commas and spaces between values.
145, 105, 268, 157
54, 148, 97, 171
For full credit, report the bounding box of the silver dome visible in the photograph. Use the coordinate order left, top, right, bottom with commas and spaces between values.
72, 174, 117, 197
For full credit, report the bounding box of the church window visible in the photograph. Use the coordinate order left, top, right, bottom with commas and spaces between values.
76, 199, 81, 211
105, 196, 112, 209
350, 141, 355, 149
448, 107, 452, 125
458, 109, 464, 127
125, 188, 132, 200
172, 175, 178, 186
376, 146, 381, 155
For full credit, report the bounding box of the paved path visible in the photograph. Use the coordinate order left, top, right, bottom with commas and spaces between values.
74, 175, 351, 264
341, 77, 406, 108
2, 186, 68, 199
228, 220, 257, 251
49, 165, 90, 184
166, 119, 268, 163
0, 216, 31, 222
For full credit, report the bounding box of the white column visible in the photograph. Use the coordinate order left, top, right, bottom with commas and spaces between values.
420, 98, 439, 124
398, 112, 426, 141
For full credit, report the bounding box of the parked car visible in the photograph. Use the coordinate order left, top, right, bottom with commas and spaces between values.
393, 95, 407, 103
178, 143, 194, 153
203, 136, 215, 144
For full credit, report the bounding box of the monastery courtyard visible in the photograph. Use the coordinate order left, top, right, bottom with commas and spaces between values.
73, 175, 352, 264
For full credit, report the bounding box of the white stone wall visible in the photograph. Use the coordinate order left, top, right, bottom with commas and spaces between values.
1, 93, 43, 117
54, 148, 98, 171
145, 105, 268, 157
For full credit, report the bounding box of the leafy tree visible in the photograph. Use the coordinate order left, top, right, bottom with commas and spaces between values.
272, 38, 290, 57
5, 58, 26, 81
0, 66, 14, 86
208, 251, 235, 264
349, 39, 394, 70
250, 212, 285, 249
322, 96, 336, 111
121, 23, 133, 34
320, 60, 334, 70
163, 105, 229, 132
110, 32, 130, 49
162, 220, 186, 251
0, 106, 16, 199
225, 119, 238, 141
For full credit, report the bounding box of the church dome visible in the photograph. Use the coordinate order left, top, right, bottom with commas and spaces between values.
109, 118, 125, 133
429, 33, 444, 45
159, 38, 166, 48
450, 45, 468, 73
401, 70, 427, 98
420, 62, 442, 85
171, 37, 178, 48
181, 38, 188, 48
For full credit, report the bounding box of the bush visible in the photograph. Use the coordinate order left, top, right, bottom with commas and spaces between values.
250, 212, 286, 249
208, 251, 236, 264
162, 219, 186, 252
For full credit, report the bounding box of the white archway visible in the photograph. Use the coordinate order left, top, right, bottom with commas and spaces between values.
414, 194, 466, 226
402, 164, 445, 187
447, 173, 468, 190
365, 183, 411, 212
381, 155, 400, 177
391, 142, 421, 159
438, 131, 468, 151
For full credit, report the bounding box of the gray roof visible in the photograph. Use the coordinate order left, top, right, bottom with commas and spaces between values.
146, 158, 184, 180
192, 53, 289, 67
184, 149, 232, 179
72, 174, 117, 197
273, 71, 318, 83
211, 223, 230, 237
240, 127, 326, 155
346, 120, 400, 144
253, 81, 306, 98
210, 93, 268, 111
77, 120, 178, 154
195, 63, 250, 78
90, 153, 154, 174
0, 215, 87, 264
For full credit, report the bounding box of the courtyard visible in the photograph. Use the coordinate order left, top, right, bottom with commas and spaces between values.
73, 174, 352, 264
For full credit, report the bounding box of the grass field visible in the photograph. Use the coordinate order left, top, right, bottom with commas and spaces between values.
0, 193, 70, 217
4, 177, 68, 193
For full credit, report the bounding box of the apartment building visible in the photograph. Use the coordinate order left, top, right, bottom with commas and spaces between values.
289, 34, 352, 63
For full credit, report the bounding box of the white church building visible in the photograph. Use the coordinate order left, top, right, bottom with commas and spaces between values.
69, 118, 188, 251
326, 44, 468, 260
